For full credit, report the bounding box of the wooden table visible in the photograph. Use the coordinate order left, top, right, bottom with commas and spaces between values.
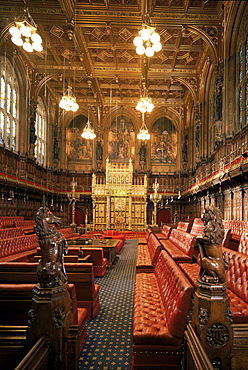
68, 239, 120, 266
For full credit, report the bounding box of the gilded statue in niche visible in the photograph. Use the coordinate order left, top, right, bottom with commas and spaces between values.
151, 117, 176, 164
108, 115, 135, 161
67, 115, 93, 162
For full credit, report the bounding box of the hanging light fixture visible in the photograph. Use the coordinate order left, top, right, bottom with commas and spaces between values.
81, 111, 96, 140
137, 113, 150, 141
59, 85, 79, 112
9, 8, 43, 52
136, 87, 154, 113
133, 15, 162, 57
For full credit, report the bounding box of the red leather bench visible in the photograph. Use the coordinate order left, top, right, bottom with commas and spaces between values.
102, 230, 125, 253
0, 261, 100, 321
57, 228, 80, 240
138, 228, 152, 245
154, 224, 172, 241
0, 227, 24, 239
159, 228, 196, 263
0, 216, 24, 228
0, 234, 39, 262
77, 247, 108, 277
237, 231, 248, 255
136, 233, 162, 272
177, 221, 190, 233
36, 246, 109, 277
14, 220, 35, 234
0, 283, 88, 353
222, 220, 248, 242
132, 250, 194, 369
179, 246, 248, 324
189, 218, 204, 237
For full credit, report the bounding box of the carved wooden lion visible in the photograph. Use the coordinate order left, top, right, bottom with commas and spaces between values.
196, 206, 227, 283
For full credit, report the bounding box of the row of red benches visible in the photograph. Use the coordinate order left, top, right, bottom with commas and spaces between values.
133, 225, 248, 368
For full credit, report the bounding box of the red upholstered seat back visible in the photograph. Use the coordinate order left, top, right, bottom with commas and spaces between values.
177, 222, 190, 233
190, 218, 204, 236
106, 230, 116, 236
161, 224, 172, 238
223, 247, 248, 303
238, 232, 248, 255
168, 229, 196, 257
147, 233, 162, 265
155, 250, 194, 338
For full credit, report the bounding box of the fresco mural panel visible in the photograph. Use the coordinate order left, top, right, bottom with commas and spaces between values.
108, 115, 135, 161
67, 115, 93, 163
151, 117, 177, 164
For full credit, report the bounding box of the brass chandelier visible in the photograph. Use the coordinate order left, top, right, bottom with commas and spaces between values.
133, 15, 162, 57
9, 8, 43, 52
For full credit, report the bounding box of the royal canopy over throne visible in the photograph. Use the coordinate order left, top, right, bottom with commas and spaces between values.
92, 158, 147, 231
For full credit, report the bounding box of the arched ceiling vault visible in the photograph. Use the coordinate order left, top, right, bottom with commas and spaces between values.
0, 0, 224, 122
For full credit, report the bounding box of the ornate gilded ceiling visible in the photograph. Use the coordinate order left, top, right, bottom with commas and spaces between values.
0, 0, 223, 119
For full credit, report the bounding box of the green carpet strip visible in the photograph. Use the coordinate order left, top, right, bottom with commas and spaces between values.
79, 239, 138, 370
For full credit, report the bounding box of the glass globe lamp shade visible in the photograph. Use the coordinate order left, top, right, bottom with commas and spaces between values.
133, 36, 143, 47
146, 103, 154, 113
150, 32, 160, 44
20, 24, 32, 37
32, 42, 43, 52
71, 102, 79, 112
23, 41, 33, 52
145, 46, 154, 57
136, 45, 145, 55
140, 28, 151, 41
31, 33, 42, 44
9, 26, 21, 38
152, 42, 162, 52
11, 36, 23, 46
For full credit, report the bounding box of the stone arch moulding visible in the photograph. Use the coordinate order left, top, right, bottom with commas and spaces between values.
102, 105, 141, 132
187, 25, 218, 64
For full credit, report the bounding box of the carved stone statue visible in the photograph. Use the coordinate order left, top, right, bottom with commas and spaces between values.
96, 140, 103, 161
35, 205, 68, 288
196, 206, 227, 283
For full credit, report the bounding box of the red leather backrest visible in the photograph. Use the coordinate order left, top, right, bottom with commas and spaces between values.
169, 229, 196, 256
148, 233, 162, 265
161, 225, 172, 238
223, 247, 248, 303
238, 232, 248, 255
155, 250, 194, 338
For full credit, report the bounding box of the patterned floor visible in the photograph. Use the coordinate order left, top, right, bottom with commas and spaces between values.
79, 239, 138, 370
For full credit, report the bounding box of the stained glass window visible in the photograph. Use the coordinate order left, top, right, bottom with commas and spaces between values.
246, 35, 248, 75
0, 57, 18, 150
246, 80, 248, 126
239, 46, 243, 83
239, 88, 242, 129
35, 97, 47, 165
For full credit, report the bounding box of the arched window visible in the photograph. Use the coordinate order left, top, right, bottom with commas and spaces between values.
237, 32, 248, 130
35, 97, 47, 165
0, 57, 18, 151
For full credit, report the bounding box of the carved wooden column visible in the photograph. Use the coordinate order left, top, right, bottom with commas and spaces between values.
27, 284, 75, 370
27, 205, 77, 370
192, 279, 233, 369
190, 206, 233, 369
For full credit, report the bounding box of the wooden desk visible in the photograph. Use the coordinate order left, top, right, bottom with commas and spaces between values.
68, 239, 119, 266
